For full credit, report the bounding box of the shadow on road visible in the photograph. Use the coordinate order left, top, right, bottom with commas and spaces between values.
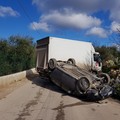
25, 70, 110, 103
26, 70, 67, 95
26, 72, 98, 103
52, 101, 93, 111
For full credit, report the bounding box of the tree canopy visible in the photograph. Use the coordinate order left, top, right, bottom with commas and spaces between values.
0, 35, 35, 76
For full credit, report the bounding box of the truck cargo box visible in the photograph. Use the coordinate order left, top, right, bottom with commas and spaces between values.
36, 36, 102, 72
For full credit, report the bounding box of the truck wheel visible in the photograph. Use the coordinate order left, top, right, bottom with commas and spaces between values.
76, 77, 90, 93
48, 58, 57, 70
67, 58, 76, 65
98, 73, 110, 84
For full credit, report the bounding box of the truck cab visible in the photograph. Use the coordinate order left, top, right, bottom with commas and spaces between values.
92, 52, 102, 72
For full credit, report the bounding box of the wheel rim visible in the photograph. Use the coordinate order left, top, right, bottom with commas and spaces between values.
76, 77, 90, 93
67, 58, 76, 65
49, 60, 54, 69
48, 58, 57, 70
99, 73, 110, 84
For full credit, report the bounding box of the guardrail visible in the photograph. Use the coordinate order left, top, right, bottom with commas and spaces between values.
0, 68, 36, 87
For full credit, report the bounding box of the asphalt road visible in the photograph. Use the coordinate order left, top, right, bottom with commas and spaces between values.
0, 76, 120, 120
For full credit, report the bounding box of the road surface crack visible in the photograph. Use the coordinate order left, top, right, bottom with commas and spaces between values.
15, 89, 42, 120
53, 101, 65, 120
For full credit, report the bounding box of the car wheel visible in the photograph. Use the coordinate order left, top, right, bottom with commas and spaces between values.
98, 73, 110, 84
48, 58, 57, 70
67, 58, 76, 65
76, 77, 90, 93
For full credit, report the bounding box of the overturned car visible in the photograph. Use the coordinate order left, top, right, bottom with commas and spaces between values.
48, 58, 113, 100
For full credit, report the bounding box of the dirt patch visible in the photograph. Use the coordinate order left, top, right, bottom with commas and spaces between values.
0, 78, 29, 100
91, 108, 96, 111
108, 98, 120, 104
0, 74, 39, 100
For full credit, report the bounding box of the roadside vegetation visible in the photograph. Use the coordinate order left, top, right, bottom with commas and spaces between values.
95, 43, 120, 99
0, 34, 120, 99
0, 35, 35, 76
95, 46, 120, 74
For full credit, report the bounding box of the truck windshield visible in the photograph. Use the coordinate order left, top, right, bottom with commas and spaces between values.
94, 54, 101, 63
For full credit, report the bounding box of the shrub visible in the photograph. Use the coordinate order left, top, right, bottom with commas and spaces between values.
0, 35, 35, 76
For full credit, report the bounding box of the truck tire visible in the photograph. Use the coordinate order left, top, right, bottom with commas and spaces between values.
76, 77, 90, 93
48, 58, 57, 70
67, 58, 76, 65
98, 73, 110, 84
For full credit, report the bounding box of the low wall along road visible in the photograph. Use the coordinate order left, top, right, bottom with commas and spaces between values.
0, 68, 36, 86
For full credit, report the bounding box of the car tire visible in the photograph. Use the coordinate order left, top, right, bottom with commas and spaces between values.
67, 58, 76, 65
76, 77, 90, 93
98, 73, 110, 84
48, 58, 57, 70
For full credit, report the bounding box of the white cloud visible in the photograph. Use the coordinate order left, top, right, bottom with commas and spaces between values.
31, 0, 120, 35
109, 1, 120, 22
110, 11, 120, 22
30, 22, 50, 32
32, 0, 120, 22
0, 6, 19, 17
30, 11, 101, 31
32, 0, 111, 13
111, 21, 120, 32
86, 27, 108, 38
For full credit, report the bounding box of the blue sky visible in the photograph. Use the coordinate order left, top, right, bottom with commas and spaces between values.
0, 0, 120, 46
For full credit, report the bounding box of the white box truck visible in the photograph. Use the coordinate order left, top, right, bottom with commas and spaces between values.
36, 37, 102, 74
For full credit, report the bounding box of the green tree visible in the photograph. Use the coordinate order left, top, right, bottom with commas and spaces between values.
0, 35, 35, 76
0, 40, 12, 75
8, 35, 35, 72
